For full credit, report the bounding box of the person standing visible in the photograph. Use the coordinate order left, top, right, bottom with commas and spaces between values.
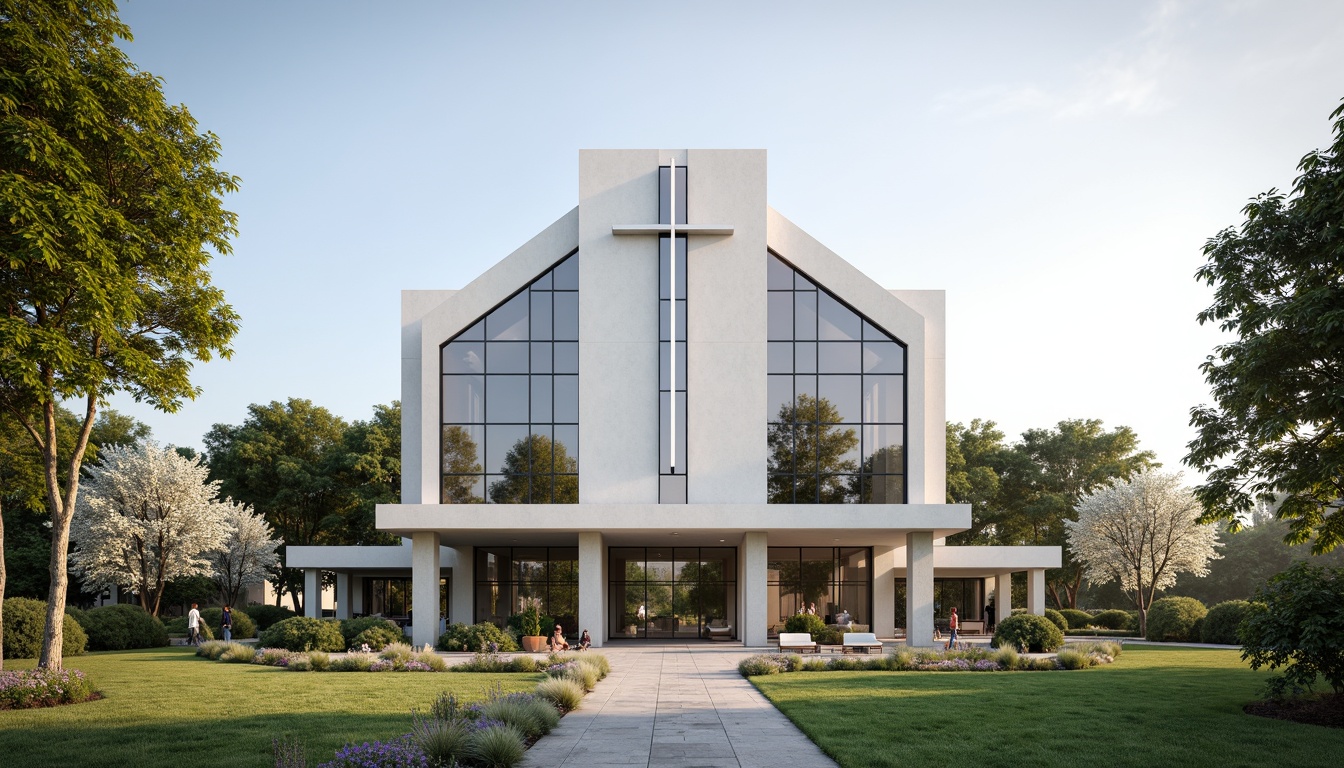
221, 605, 233, 642
187, 603, 203, 645
945, 606, 960, 650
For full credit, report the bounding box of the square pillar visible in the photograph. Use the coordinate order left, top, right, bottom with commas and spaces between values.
450, 546, 474, 626
350, 575, 364, 615
1027, 568, 1046, 616
905, 531, 934, 649
334, 572, 352, 620
411, 532, 442, 648
304, 569, 322, 618
872, 545, 898, 639
578, 532, 605, 647
995, 572, 1013, 625
742, 531, 769, 647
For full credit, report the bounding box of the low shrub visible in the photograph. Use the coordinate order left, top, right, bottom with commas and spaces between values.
1043, 608, 1068, 632
219, 643, 256, 663
1055, 648, 1096, 670
2, 597, 87, 659
354, 624, 406, 652
783, 613, 827, 636
535, 676, 585, 711
286, 655, 313, 672
330, 652, 378, 672
549, 651, 609, 677
1064, 628, 1132, 638
200, 608, 256, 640
1092, 609, 1133, 630
413, 648, 448, 672
338, 616, 402, 647
466, 723, 526, 768
1031, 657, 1060, 671
1201, 600, 1252, 645
1072, 640, 1122, 659
0, 667, 95, 709
481, 692, 560, 739
800, 658, 829, 671
308, 650, 332, 671
436, 622, 518, 653
252, 647, 292, 666
240, 604, 297, 631
322, 735, 427, 768
992, 613, 1065, 653
1058, 609, 1093, 629
73, 604, 169, 650
738, 654, 789, 676
196, 640, 231, 660
257, 616, 345, 652
1145, 596, 1208, 642
379, 642, 415, 665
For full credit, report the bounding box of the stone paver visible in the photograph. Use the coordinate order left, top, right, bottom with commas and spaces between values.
521, 645, 837, 768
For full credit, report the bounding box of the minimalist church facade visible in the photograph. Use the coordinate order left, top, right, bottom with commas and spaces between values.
288, 150, 1059, 648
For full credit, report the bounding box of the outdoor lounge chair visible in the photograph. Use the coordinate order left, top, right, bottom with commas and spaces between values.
703, 619, 733, 640
842, 632, 883, 654
777, 632, 819, 654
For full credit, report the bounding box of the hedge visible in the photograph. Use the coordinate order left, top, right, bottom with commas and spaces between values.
239, 604, 298, 631
436, 622, 518, 652
1091, 609, 1133, 630
1043, 609, 1067, 632
202, 607, 256, 640
1145, 596, 1207, 642
2, 598, 87, 659
1058, 608, 1093, 629
339, 616, 402, 647
992, 613, 1064, 653
70, 605, 169, 650
1200, 600, 1252, 645
257, 616, 345, 652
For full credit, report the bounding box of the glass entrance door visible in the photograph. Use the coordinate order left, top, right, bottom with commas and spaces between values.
608, 547, 737, 640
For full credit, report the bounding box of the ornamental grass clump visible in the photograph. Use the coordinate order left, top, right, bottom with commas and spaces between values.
738, 654, 789, 676
219, 642, 256, 663
196, 640, 230, 659
992, 645, 1019, 670
481, 692, 560, 739
413, 647, 448, 672
1055, 648, 1096, 670
330, 651, 377, 672
534, 676, 585, 711
564, 660, 600, 691
0, 667, 96, 709
465, 723, 526, 768
253, 647, 292, 666
410, 714, 471, 768
380, 642, 416, 667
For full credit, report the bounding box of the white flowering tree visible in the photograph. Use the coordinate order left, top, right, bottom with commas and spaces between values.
210, 502, 282, 607
1065, 470, 1221, 637
70, 441, 232, 616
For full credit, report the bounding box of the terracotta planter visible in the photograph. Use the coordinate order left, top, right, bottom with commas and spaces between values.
521, 635, 547, 653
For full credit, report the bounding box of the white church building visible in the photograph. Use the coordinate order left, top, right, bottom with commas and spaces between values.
288, 150, 1059, 649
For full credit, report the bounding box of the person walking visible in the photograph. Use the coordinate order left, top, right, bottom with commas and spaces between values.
187, 603, 203, 645
221, 605, 233, 642
945, 606, 960, 650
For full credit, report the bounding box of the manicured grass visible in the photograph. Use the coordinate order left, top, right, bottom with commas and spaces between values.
0, 647, 541, 768
751, 646, 1344, 768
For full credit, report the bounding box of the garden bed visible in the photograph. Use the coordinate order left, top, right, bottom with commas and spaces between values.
1244, 693, 1344, 729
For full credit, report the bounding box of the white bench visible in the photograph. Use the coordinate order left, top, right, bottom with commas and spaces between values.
703, 620, 733, 641
842, 632, 883, 654
777, 633, 819, 654
960, 620, 986, 635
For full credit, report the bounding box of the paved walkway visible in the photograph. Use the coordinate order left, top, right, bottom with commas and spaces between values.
520, 645, 837, 768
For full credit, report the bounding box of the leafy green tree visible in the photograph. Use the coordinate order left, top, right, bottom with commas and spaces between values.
945, 420, 1008, 545
0, 1, 239, 668
324, 402, 401, 544
1185, 99, 1344, 554
767, 394, 859, 503
204, 399, 348, 611
488, 434, 578, 503
441, 425, 483, 503
1240, 561, 1344, 696
994, 420, 1157, 608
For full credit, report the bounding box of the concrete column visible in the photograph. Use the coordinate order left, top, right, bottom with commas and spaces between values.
450, 546, 474, 626
742, 532, 769, 647
1027, 568, 1046, 616
334, 572, 352, 620
905, 531, 934, 648
350, 576, 364, 615
578, 532, 605, 648
304, 569, 322, 618
109, 584, 119, 606
871, 545, 898, 638
995, 572, 1013, 625
411, 532, 442, 648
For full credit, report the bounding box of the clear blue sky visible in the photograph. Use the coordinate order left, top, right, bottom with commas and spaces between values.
110, 0, 1344, 477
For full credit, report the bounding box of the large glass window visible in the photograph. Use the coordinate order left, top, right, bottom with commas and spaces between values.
659, 165, 688, 503
767, 253, 906, 503
766, 547, 871, 637
893, 577, 987, 632
474, 547, 578, 632
441, 253, 579, 503
608, 547, 736, 640
362, 577, 449, 623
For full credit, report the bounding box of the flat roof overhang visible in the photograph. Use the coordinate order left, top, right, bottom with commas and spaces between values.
376, 503, 971, 547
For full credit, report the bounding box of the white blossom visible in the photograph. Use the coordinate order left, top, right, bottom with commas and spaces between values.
70, 440, 232, 615
1065, 469, 1221, 635
210, 501, 282, 607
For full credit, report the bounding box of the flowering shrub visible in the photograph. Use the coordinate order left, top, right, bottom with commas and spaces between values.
0, 667, 95, 709
403, 661, 432, 672
737, 643, 1119, 677
317, 735, 428, 768
369, 660, 395, 672
252, 647, 292, 666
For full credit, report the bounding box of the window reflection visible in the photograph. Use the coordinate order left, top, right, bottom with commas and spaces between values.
767, 252, 906, 504
440, 253, 580, 503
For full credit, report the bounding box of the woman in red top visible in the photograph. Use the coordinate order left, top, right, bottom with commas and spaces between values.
945, 607, 959, 650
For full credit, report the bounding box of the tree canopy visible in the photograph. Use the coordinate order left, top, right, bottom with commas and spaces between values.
1185, 98, 1344, 554
767, 394, 859, 504
0, 0, 239, 668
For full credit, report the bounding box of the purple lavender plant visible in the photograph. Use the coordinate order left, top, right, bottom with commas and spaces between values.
317, 735, 427, 768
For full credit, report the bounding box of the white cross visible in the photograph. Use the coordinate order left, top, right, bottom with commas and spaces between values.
612, 160, 733, 474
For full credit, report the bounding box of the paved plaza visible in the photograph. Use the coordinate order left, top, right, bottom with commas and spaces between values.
519, 645, 838, 768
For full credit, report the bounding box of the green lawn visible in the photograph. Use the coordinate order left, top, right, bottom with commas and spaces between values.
751, 646, 1344, 768
0, 647, 542, 768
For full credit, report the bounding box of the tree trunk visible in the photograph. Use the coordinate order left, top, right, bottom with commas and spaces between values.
38, 393, 97, 670
40, 505, 72, 669
1, 498, 6, 671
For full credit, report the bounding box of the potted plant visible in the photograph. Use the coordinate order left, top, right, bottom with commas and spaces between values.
516, 597, 547, 653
